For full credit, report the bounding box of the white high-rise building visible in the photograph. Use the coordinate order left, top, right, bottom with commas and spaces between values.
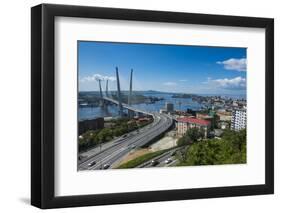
231, 109, 247, 131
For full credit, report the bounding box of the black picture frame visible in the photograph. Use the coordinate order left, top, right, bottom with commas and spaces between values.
31, 3, 274, 209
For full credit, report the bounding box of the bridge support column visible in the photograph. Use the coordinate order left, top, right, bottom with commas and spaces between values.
128, 109, 134, 118
98, 79, 104, 107
128, 69, 133, 105
105, 79, 109, 97
116, 67, 123, 117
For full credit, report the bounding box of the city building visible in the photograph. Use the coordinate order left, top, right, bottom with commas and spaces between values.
159, 108, 167, 114
196, 111, 218, 130
232, 101, 239, 107
231, 109, 247, 131
174, 110, 192, 117
79, 117, 104, 135
177, 117, 211, 138
217, 111, 232, 121
160, 102, 174, 114
137, 117, 151, 124
186, 108, 197, 116
196, 113, 213, 120
165, 102, 174, 112
218, 121, 230, 129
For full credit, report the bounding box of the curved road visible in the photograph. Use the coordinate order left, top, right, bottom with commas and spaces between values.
78, 113, 173, 170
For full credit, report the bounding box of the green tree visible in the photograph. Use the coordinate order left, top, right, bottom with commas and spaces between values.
222, 129, 246, 151
178, 129, 246, 166
177, 134, 191, 146
186, 127, 204, 142
177, 128, 204, 147
97, 128, 112, 143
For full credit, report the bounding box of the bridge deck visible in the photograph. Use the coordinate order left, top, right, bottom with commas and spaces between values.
103, 97, 154, 116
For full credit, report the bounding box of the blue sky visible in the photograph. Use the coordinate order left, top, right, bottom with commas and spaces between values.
78, 41, 246, 95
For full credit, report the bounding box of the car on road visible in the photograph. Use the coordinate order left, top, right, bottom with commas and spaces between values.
122, 134, 128, 138
88, 161, 96, 167
103, 164, 110, 169
171, 151, 177, 156
151, 160, 159, 166
130, 144, 136, 149
165, 158, 172, 164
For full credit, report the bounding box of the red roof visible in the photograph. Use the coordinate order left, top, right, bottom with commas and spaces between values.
177, 117, 210, 126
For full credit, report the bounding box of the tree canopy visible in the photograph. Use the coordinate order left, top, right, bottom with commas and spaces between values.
78, 118, 153, 152
177, 127, 204, 146
177, 129, 246, 166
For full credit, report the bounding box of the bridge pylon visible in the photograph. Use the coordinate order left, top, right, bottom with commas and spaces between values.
105, 79, 109, 97
128, 69, 133, 105
98, 79, 104, 107
128, 69, 134, 118
116, 67, 123, 117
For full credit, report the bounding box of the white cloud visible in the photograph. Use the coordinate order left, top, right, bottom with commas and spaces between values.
179, 79, 188, 82
210, 76, 246, 90
80, 74, 116, 82
217, 58, 247, 72
163, 82, 177, 86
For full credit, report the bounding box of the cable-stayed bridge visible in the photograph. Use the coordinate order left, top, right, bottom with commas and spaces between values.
78, 67, 174, 170
98, 67, 153, 117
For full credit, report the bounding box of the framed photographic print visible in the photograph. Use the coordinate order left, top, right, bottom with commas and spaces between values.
31, 4, 274, 209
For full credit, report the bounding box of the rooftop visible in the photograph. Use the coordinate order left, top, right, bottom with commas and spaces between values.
177, 117, 211, 126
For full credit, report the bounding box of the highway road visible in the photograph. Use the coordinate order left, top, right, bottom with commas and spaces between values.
137, 147, 181, 168
78, 112, 174, 171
